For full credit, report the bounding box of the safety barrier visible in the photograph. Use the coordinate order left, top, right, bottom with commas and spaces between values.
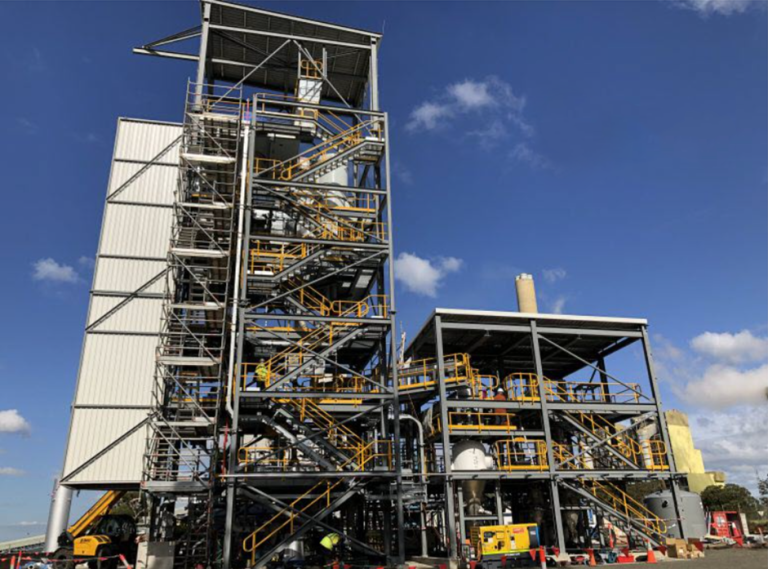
494, 438, 549, 471
503, 373, 643, 404
581, 480, 667, 539
242, 439, 392, 562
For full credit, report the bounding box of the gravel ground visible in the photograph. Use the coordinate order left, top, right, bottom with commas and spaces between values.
616, 546, 768, 568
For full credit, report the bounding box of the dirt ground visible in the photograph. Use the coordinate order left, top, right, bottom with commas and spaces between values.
620, 547, 768, 568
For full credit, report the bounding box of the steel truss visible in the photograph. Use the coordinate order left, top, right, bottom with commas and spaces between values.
399, 311, 686, 558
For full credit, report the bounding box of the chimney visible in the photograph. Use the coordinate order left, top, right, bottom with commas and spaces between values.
515, 273, 538, 313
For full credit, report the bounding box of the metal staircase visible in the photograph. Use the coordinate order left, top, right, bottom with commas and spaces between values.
559, 479, 667, 546
143, 82, 244, 569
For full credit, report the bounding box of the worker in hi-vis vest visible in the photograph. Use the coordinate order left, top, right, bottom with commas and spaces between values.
255, 359, 268, 387
320, 532, 343, 564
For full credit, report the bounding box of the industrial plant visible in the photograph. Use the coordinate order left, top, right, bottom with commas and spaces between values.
10, 1, 734, 568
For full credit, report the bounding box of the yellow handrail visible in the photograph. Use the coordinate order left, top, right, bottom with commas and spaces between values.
495, 438, 548, 471
583, 480, 667, 538
242, 439, 391, 562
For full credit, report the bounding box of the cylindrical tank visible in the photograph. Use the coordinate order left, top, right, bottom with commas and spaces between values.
452, 441, 493, 516
644, 490, 707, 539
515, 274, 538, 313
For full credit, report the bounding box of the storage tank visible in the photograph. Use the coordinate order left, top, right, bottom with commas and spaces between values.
644, 490, 707, 539
452, 440, 494, 515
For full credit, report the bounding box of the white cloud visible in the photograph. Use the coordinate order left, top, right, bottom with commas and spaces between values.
408, 101, 453, 131
681, 363, 768, 409
32, 258, 79, 283
511, 142, 552, 170
542, 268, 567, 284
16, 117, 39, 135
394, 252, 463, 297
687, 407, 768, 492
448, 79, 496, 109
391, 161, 414, 186
690, 330, 768, 364
78, 256, 96, 269
668, 0, 758, 16
550, 296, 567, 315
0, 410, 30, 435
0, 467, 25, 476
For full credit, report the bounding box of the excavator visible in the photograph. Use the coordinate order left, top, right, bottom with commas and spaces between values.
51, 491, 138, 569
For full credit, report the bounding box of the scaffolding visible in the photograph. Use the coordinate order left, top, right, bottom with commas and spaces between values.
134, 2, 404, 568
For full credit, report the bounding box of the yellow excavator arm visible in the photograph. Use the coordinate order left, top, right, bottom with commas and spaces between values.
66, 490, 125, 540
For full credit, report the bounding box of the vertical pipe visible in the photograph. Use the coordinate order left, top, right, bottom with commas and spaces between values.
194, 2, 212, 107
382, 113, 405, 563
495, 483, 504, 525
401, 414, 428, 558
457, 485, 467, 545
531, 321, 566, 552
44, 481, 73, 553
223, 123, 253, 569
640, 325, 684, 538
369, 39, 380, 111
435, 316, 458, 559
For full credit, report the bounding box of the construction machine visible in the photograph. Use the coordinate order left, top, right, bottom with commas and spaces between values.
51, 491, 138, 569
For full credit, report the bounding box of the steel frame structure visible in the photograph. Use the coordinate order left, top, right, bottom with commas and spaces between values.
400, 309, 686, 559
134, 2, 404, 568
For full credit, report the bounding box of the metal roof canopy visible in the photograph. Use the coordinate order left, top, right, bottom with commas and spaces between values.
134, 0, 380, 108
406, 308, 648, 379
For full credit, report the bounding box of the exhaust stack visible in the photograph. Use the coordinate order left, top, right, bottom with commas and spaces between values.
515, 273, 538, 313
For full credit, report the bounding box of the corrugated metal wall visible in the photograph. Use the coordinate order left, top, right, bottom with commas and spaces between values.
60, 118, 181, 486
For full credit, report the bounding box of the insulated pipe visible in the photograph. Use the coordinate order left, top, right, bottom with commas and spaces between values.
44, 480, 73, 552
515, 273, 538, 313
400, 414, 428, 558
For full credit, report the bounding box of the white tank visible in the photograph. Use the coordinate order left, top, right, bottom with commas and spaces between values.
452, 441, 493, 516
452, 440, 493, 471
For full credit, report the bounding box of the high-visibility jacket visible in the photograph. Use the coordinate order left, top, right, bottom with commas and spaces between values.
320, 533, 341, 551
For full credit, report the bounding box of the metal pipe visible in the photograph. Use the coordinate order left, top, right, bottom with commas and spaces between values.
44, 480, 73, 553
401, 414, 428, 558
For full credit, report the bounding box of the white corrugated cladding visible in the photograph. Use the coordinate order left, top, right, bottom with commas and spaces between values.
60, 118, 181, 486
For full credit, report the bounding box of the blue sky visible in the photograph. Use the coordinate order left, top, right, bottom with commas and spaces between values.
0, 0, 766, 541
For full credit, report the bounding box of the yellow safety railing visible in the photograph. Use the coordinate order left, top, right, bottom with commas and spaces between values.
641, 439, 670, 471
240, 323, 359, 388
253, 119, 380, 182
445, 411, 519, 433
398, 353, 473, 392
552, 441, 593, 470
242, 439, 391, 562
582, 480, 667, 539
495, 438, 548, 471
238, 446, 290, 470
249, 241, 309, 273
503, 373, 643, 404
286, 397, 366, 449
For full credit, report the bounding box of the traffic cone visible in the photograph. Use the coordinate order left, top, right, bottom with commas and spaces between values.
539, 546, 546, 569
587, 548, 597, 567
645, 541, 657, 564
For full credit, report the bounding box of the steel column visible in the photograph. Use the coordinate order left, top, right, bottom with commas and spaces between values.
531, 321, 567, 552
435, 316, 458, 559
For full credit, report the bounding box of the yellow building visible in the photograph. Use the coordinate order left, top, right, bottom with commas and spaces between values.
665, 410, 726, 494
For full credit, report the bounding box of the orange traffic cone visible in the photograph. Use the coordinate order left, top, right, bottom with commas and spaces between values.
587, 548, 597, 567
645, 541, 657, 564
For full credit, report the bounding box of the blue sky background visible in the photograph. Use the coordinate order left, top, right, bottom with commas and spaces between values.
0, 0, 766, 541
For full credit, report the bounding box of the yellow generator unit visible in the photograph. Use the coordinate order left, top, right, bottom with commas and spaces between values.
471, 523, 540, 568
